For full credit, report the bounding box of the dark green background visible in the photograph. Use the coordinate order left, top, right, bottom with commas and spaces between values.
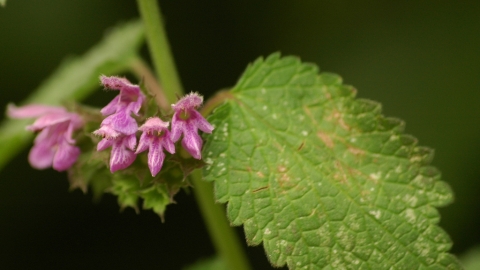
1, 1, 479, 269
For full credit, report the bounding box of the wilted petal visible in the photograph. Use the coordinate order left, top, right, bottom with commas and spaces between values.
7, 104, 66, 119
52, 140, 80, 171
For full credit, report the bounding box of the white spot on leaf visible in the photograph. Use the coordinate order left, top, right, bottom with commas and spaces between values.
369, 172, 381, 180
369, 210, 381, 220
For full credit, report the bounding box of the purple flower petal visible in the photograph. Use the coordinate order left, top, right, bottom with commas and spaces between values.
100, 95, 121, 116
10, 104, 83, 171
170, 114, 185, 142
97, 138, 115, 151
171, 92, 203, 111
135, 132, 150, 154
101, 110, 138, 135
139, 117, 169, 132
53, 140, 81, 171
170, 92, 213, 159
28, 140, 56, 169
191, 110, 214, 133
147, 138, 166, 177
181, 126, 203, 159
93, 124, 122, 139
109, 137, 137, 173
125, 134, 137, 151
7, 104, 66, 119
161, 133, 176, 154
27, 113, 70, 132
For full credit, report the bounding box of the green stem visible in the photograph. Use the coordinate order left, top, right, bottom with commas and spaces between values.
129, 57, 170, 111
191, 170, 251, 270
136, 1, 251, 269
136, 0, 183, 101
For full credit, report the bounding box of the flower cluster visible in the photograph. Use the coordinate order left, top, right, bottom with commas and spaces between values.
93, 76, 146, 173
8, 104, 83, 171
9, 75, 213, 177
93, 76, 213, 176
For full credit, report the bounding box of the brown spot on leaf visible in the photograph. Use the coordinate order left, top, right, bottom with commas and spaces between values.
317, 131, 334, 148
333, 161, 348, 184
332, 110, 350, 131
348, 145, 365, 156
252, 186, 269, 193
273, 141, 284, 152
256, 171, 265, 178
297, 141, 305, 151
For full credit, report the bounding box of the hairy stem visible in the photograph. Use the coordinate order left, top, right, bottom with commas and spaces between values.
191, 170, 251, 270
136, 1, 250, 269
136, 0, 183, 103
130, 57, 170, 111
201, 89, 234, 116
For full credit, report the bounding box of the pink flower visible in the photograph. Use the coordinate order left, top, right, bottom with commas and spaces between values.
171, 93, 213, 159
97, 134, 137, 173
94, 76, 145, 172
135, 117, 175, 177
8, 104, 83, 171
99, 75, 145, 135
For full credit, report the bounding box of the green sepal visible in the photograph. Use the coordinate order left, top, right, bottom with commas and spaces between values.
111, 173, 141, 213
140, 181, 171, 222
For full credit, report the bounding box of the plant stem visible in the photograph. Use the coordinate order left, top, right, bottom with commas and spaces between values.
190, 170, 251, 270
136, 1, 251, 269
130, 57, 170, 111
136, 0, 183, 103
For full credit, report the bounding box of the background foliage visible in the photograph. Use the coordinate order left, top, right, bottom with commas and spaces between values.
0, 1, 479, 268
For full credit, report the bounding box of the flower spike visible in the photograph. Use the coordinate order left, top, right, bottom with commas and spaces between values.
93, 76, 146, 172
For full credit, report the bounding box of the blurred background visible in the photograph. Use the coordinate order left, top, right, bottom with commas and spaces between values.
1, 0, 479, 269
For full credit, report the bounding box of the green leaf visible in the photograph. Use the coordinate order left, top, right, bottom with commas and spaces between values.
0, 20, 144, 171
183, 256, 227, 270
203, 53, 461, 269
141, 182, 171, 221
